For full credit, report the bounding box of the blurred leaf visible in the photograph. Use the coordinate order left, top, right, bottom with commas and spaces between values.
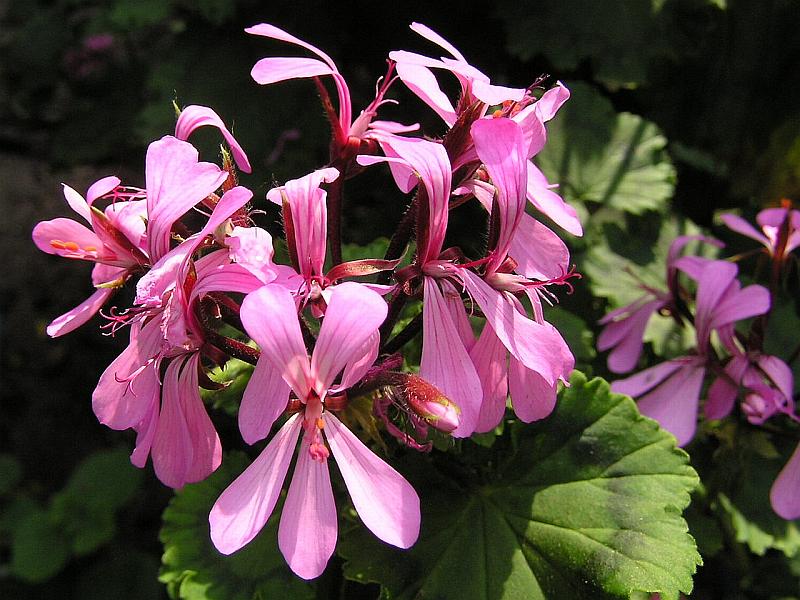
544, 307, 596, 366
159, 452, 314, 600
536, 82, 675, 215
340, 237, 391, 263
340, 372, 700, 599
9, 507, 70, 582
74, 546, 162, 600
109, 0, 172, 29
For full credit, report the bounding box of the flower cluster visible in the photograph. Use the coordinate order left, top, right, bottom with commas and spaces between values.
598, 204, 800, 519
33, 23, 580, 578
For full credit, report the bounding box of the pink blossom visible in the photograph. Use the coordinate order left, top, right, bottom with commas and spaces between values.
175, 105, 252, 173
210, 282, 419, 579
722, 204, 800, 257
612, 260, 770, 445
32, 176, 149, 336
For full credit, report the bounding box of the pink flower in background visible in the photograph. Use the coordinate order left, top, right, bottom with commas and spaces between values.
210, 282, 419, 579
597, 235, 723, 374
722, 203, 800, 258
612, 260, 770, 445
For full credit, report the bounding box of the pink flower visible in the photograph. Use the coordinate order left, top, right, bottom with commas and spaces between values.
210, 282, 419, 579
175, 105, 252, 173
245, 24, 415, 154
597, 235, 723, 374
390, 23, 581, 236
32, 176, 149, 336
612, 260, 770, 445
722, 203, 800, 258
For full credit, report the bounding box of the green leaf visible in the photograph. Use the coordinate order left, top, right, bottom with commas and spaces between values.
50, 447, 143, 556
340, 372, 700, 599
535, 82, 675, 216
341, 237, 390, 263
9, 506, 70, 582
201, 358, 254, 417
159, 452, 314, 600
543, 307, 596, 367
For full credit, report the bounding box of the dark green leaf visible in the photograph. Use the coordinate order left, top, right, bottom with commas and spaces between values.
9, 507, 70, 582
340, 372, 700, 599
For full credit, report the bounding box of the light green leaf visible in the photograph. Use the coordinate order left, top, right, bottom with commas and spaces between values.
340, 372, 700, 599
202, 358, 254, 417
535, 82, 675, 216
159, 452, 314, 600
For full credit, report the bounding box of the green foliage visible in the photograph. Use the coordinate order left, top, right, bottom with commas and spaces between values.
340, 372, 700, 600
159, 452, 314, 600
202, 358, 255, 417
5, 447, 142, 582
535, 82, 675, 217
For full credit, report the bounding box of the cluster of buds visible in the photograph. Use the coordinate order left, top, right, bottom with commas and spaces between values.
598, 203, 800, 519
34, 23, 580, 578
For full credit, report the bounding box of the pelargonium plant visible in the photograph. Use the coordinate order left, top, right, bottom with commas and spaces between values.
33, 22, 708, 598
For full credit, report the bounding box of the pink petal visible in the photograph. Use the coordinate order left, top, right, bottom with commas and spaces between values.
508, 213, 571, 280
408, 22, 467, 61
240, 285, 311, 398
770, 442, 800, 519
534, 83, 570, 122
130, 398, 159, 468
421, 277, 482, 437
46, 286, 114, 337
239, 356, 291, 445
61, 184, 92, 222
461, 270, 573, 386
278, 432, 337, 580
708, 283, 771, 333
177, 353, 222, 484
597, 298, 665, 374
324, 413, 420, 548
145, 136, 227, 261
210, 414, 302, 554
393, 61, 457, 126
440, 279, 475, 351
151, 357, 196, 488
175, 105, 252, 173
32, 218, 104, 258
636, 362, 705, 447
721, 213, 770, 248
508, 356, 558, 422
526, 162, 583, 236
758, 354, 794, 401
92, 318, 162, 429
311, 282, 387, 393
512, 104, 548, 158
472, 80, 527, 105
471, 118, 527, 271
251, 56, 335, 85
470, 325, 508, 433
336, 332, 380, 392
692, 260, 738, 346
85, 176, 121, 205
611, 359, 685, 398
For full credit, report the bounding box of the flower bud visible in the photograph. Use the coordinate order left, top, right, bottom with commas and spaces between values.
402, 374, 461, 433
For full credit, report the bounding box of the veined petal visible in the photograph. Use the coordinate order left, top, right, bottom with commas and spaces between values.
324, 413, 420, 548
251, 56, 335, 85
177, 353, 222, 484
461, 270, 572, 385
210, 414, 302, 554
336, 332, 380, 392
470, 325, 508, 433
691, 260, 738, 347
508, 356, 558, 423
471, 79, 527, 105
240, 285, 311, 398
145, 135, 227, 261
597, 298, 665, 374
611, 359, 685, 398
62, 183, 92, 222
508, 213, 571, 280
175, 105, 252, 173
151, 357, 195, 488
311, 282, 387, 394
534, 83, 570, 122
239, 356, 292, 445
278, 431, 337, 580
635, 362, 705, 446
393, 61, 457, 126
512, 103, 548, 158
708, 283, 771, 334
758, 354, 794, 402
130, 398, 159, 468
93, 318, 162, 429
471, 118, 527, 270
46, 286, 115, 337
420, 277, 482, 437
526, 162, 583, 236
771, 442, 800, 520
705, 355, 750, 420
408, 22, 467, 61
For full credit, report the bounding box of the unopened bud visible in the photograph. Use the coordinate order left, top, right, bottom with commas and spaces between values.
402, 374, 461, 433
